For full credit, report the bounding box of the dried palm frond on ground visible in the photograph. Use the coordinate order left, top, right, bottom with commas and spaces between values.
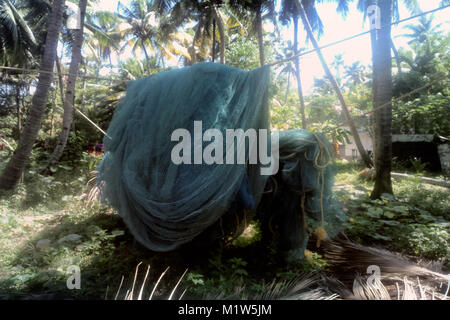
322, 239, 449, 282
107, 262, 188, 300
109, 264, 449, 300
335, 275, 450, 300
321, 239, 450, 300
203, 274, 338, 300
108, 238, 449, 300
109, 268, 338, 301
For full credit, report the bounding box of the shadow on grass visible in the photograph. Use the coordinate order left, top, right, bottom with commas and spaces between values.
0, 207, 289, 300
0, 209, 192, 300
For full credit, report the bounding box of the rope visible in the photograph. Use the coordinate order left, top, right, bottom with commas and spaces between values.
0, 137, 14, 151
74, 107, 112, 139
0, 65, 129, 83
308, 133, 334, 247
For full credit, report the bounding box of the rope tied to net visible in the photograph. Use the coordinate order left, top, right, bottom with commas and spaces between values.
309, 133, 334, 247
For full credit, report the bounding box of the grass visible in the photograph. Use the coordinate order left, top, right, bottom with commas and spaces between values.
0, 158, 448, 299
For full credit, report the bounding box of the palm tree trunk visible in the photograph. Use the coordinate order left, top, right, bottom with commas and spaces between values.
189, 24, 203, 65
370, 0, 393, 199
50, 89, 56, 138
284, 71, 290, 105
108, 54, 113, 86
15, 85, 22, 140
211, 19, 216, 62
391, 39, 402, 74
297, 1, 372, 168
142, 42, 151, 74
293, 17, 307, 130
56, 55, 65, 105
213, 7, 225, 64
256, 6, 265, 66
81, 63, 87, 106
0, 0, 66, 190
45, 0, 87, 171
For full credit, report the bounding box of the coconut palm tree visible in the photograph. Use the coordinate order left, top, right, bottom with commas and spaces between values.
355, 0, 396, 198
344, 61, 367, 86
44, 0, 88, 171
116, 0, 190, 74
159, 0, 230, 65
401, 14, 442, 54
228, 0, 277, 66
274, 42, 297, 105
0, 0, 66, 190
322, 0, 425, 197
84, 10, 122, 73
186, 0, 226, 64
331, 53, 345, 85
279, 0, 325, 130
292, 0, 373, 168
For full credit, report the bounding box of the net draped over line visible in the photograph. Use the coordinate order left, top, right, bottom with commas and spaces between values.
97, 62, 344, 253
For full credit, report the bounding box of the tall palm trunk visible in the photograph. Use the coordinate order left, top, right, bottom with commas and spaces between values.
293, 16, 307, 130
211, 19, 216, 62
370, 0, 393, 199
189, 26, 200, 65
15, 85, 22, 139
256, 6, 264, 66
0, 0, 66, 190
391, 39, 402, 74
56, 56, 65, 104
213, 7, 225, 64
50, 89, 57, 138
284, 71, 290, 105
108, 54, 113, 86
81, 63, 87, 106
297, 0, 372, 168
46, 0, 87, 170
142, 42, 151, 74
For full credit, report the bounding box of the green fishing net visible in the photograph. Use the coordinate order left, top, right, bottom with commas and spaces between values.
97, 62, 344, 256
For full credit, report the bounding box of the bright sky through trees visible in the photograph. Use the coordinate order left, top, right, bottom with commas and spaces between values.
94, 0, 449, 94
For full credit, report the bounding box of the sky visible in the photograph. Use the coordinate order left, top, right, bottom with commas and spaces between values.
93, 0, 449, 94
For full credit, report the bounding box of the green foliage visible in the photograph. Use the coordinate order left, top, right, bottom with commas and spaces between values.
59, 132, 88, 165
269, 98, 302, 130
310, 120, 351, 145
345, 199, 449, 260
226, 38, 261, 70
393, 93, 450, 136
335, 166, 450, 261
409, 157, 428, 173
186, 272, 205, 286
392, 22, 449, 136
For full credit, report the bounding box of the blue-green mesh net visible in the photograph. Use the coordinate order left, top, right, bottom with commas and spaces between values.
97, 62, 344, 255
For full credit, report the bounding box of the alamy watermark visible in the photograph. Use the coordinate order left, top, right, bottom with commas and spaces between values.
66, 265, 81, 290
366, 265, 381, 286
170, 121, 279, 175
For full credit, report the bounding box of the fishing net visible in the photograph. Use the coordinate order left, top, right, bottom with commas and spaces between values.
97, 62, 344, 256
258, 130, 345, 261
